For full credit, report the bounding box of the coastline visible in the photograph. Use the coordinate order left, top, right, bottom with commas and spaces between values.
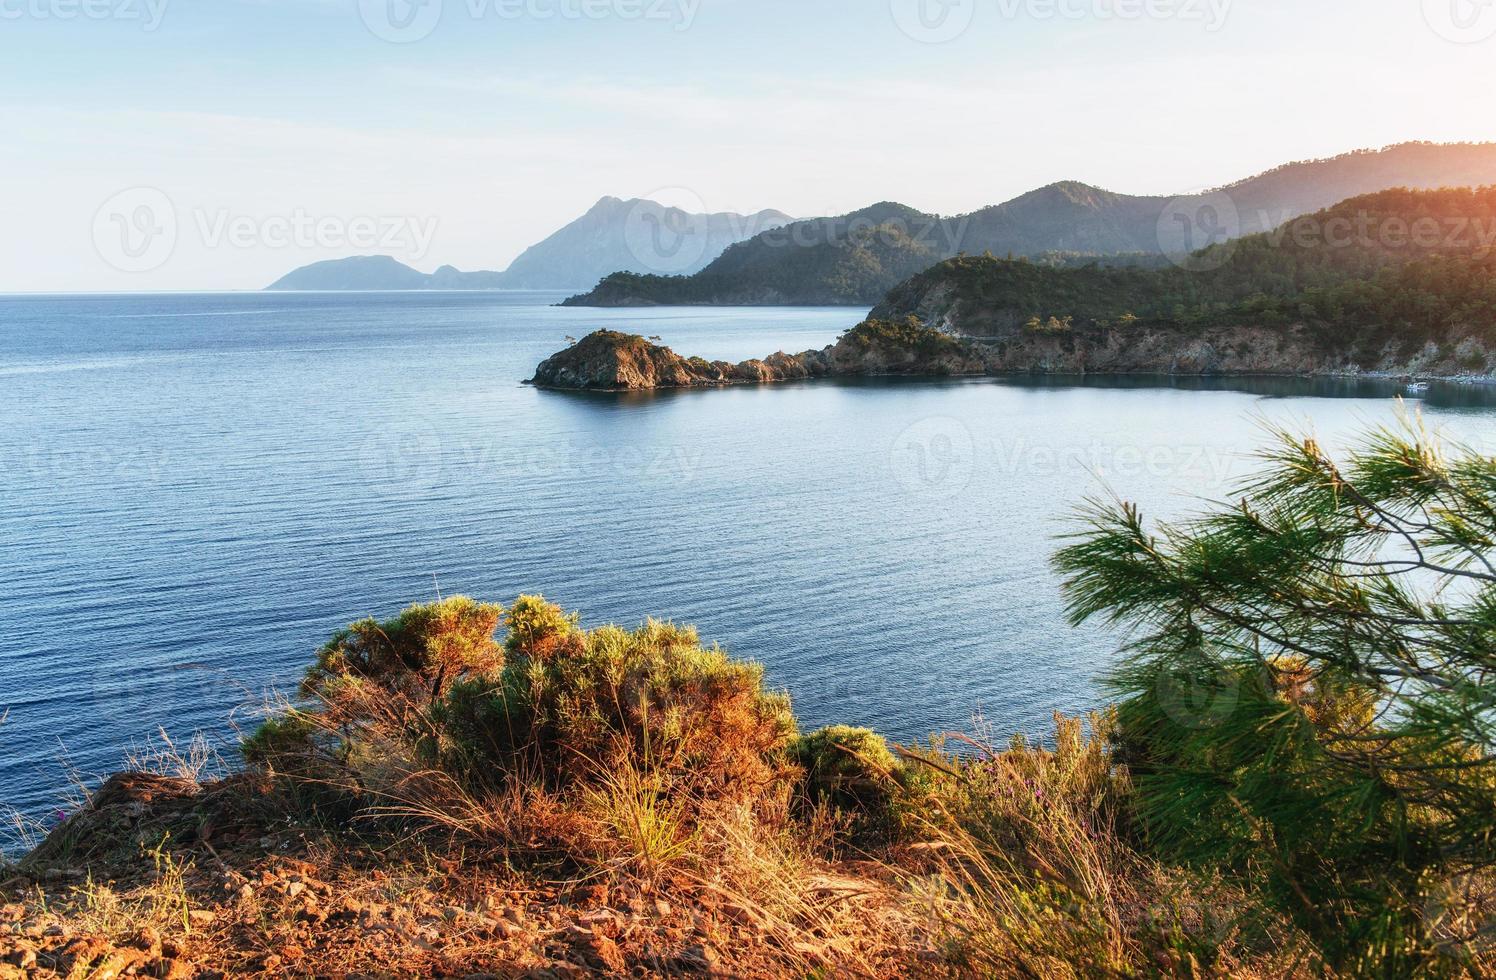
526, 326, 1496, 394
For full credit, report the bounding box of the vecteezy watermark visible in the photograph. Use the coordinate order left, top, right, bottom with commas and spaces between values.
358, 417, 447, 495
623, 189, 789, 275
1154, 648, 1241, 730
10, 440, 170, 487
92, 188, 440, 274
358, 0, 700, 43
1422, 0, 1496, 43
624, 189, 712, 276
92, 188, 178, 274
1265, 210, 1496, 258
891, 0, 1231, 43
193, 209, 439, 259
759, 210, 973, 255
355, 417, 707, 496
1156, 192, 1241, 272
890, 417, 977, 499
358, 0, 443, 42
91, 660, 250, 736
889, 0, 978, 43
889, 424, 1242, 499
0, 0, 169, 29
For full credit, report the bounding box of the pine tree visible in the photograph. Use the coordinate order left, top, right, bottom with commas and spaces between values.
1055, 413, 1496, 974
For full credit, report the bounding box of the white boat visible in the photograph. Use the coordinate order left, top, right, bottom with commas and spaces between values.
1406, 381, 1430, 395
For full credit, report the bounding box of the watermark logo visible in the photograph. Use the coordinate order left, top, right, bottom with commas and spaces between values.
760, 209, 972, 254
892, 0, 1231, 42
193, 208, 439, 258
1155, 649, 1240, 730
359, 0, 443, 42
92, 187, 178, 274
0, 0, 170, 30
91, 661, 249, 737
358, 417, 447, 495
1422, 0, 1496, 43
1265, 210, 1496, 258
890, 0, 977, 43
1157, 192, 1240, 272
623, 189, 711, 275
358, 0, 701, 41
92, 188, 441, 273
890, 417, 976, 499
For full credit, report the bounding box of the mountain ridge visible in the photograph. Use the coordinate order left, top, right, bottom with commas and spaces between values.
563, 142, 1496, 307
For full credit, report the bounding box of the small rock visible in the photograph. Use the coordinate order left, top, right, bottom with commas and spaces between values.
673, 943, 719, 974
161, 958, 195, 980
187, 910, 216, 928
581, 933, 626, 973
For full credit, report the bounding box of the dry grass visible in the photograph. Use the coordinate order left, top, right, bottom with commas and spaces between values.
2, 600, 1337, 977
888, 712, 1320, 978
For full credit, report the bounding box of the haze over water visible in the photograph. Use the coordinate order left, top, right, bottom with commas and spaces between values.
6, 291, 1496, 835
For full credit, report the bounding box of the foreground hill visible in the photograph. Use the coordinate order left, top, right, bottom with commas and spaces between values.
2, 593, 1326, 977
872, 186, 1496, 378
563, 142, 1496, 307
265, 198, 792, 291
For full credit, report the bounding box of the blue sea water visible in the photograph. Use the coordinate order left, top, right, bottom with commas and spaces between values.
5, 290, 1496, 839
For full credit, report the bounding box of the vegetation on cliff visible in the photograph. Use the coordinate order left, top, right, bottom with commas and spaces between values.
7, 421, 1496, 976
878, 187, 1496, 376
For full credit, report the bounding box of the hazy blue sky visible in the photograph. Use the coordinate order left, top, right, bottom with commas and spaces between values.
3, 0, 1494, 290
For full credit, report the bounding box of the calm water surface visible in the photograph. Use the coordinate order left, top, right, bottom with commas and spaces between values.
6, 291, 1496, 836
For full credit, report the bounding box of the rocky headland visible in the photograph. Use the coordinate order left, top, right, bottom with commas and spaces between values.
526, 318, 988, 391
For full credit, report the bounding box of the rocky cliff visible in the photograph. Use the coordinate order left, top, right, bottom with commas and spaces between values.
527, 319, 988, 391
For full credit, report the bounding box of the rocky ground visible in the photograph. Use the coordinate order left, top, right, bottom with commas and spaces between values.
0, 773, 926, 979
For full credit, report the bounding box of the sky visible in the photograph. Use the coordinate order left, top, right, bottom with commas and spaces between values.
2, 0, 1495, 291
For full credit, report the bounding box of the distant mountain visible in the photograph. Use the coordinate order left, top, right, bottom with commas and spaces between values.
265, 198, 792, 291
563, 142, 1496, 307
266, 255, 437, 291
498, 197, 793, 289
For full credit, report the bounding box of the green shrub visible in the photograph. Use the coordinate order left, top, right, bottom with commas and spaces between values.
791, 726, 900, 840
305, 596, 505, 700
431, 598, 798, 808
241, 711, 318, 768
